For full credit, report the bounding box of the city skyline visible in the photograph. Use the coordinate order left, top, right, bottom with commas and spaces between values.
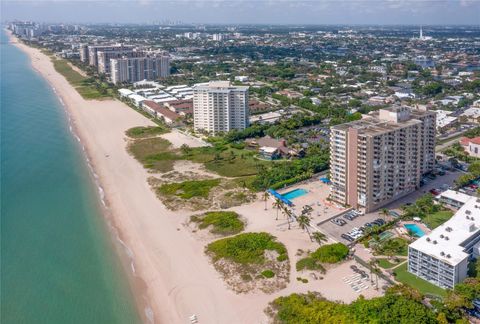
2, 0, 480, 25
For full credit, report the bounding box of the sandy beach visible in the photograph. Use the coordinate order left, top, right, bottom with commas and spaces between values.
8, 31, 386, 324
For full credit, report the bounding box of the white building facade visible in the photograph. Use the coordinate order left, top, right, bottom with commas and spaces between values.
193, 81, 249, 134
408, 197, 480, 289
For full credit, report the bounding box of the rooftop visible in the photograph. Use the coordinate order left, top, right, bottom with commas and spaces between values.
332, 106, 434, 136
409, 196, 480, 266
438, 190, 473, 204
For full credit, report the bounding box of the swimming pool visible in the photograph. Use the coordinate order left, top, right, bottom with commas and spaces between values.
282, 188, 308, 200
404, 224, 425, 237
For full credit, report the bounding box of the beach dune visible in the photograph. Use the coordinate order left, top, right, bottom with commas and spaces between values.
8, 32, 267, 324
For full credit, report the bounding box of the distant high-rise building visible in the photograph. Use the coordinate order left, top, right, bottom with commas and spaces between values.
79, 44, 89, 63
193, 81, 249, 134
330, 106, 436, 212
97, 49, 143, 75
86, 45, 136, 71
110, 55, 170, 84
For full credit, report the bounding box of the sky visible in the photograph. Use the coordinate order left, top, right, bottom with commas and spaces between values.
2, 0, 480, 25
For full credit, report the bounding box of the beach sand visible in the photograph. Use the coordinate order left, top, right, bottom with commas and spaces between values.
8, 31, 386, 324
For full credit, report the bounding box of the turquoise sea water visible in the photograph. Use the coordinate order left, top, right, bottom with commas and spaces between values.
0, 31, 140, 323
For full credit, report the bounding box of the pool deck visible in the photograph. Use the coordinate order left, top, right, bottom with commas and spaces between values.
277, 180, 347, 226
398, 221, 431, 238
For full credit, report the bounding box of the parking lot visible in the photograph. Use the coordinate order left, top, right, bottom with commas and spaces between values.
320, 167, 463, 245
384, 168, 463, 211
320, 209, 394, 245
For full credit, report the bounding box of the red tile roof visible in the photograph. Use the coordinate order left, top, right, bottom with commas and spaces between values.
460, 136, 480, 145
143, 100, 180, 121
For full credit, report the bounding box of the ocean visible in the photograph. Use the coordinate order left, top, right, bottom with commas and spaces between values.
0, 31, 141, 323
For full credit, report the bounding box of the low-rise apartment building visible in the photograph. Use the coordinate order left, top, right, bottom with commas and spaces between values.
330, 106, 436, 212
408, 196, 480, 289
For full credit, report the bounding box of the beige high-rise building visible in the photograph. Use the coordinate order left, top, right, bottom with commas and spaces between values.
86, 45, 136, 72
193, 81, 249, 134
330, 106, 436, 212
110, 55, 170, 84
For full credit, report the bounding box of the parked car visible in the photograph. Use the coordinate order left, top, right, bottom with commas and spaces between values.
331, 218, 347, 226
341, 234, 354, 242
430, 188, 441, 196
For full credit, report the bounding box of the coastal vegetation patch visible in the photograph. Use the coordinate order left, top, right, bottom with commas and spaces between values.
296, 243, 348, 274
206, 232, 290, 293
128, 137, 176, 173
149, 175, 255, 211
266, 290, 438, 323
127, 137, 267, 182
190, 211, 245, 236
126, 126, 169, 139
51, 58, 112, 100
158, 179, 221, 199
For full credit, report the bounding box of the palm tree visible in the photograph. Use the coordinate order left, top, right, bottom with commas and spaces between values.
282, 206, 293, 230
369, 258, 377, 284
312, 232, 328, 246
262, 191, 270, 210
380, 208, 389, 222
297, 215, 312, 240
369, 258, 380, 290
272, 199, 283, 220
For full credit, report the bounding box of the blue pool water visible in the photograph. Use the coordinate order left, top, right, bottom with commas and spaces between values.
404, 224, 425, 237
282, 188, 308, 200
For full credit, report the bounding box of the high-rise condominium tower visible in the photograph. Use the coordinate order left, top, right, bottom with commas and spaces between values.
110, 55, 170, 84
193, 81, 249, 134
330, 106, 436, 212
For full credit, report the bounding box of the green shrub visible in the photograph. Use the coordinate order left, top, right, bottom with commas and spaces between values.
296, 257, 326, 273
190, 211, 245, 235
206, 232, 288, 265
310, 243, 349, 263
262, 270, 275, 278
158, 179, 221, 199
277, 254, 288, 262
269, 292, 437, 323
126, 126, 168, 138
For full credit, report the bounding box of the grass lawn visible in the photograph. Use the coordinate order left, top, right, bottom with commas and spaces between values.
187, 146, 270, 177
190, 211, 245, 235
206, 232, 288, 264
158, 178, 221, 199
128, 137, 176, 172
377, 258, 402, 269
52, 59, 110, 100
423, 210, 454, 229
128, 138, 272, 181
393, 263, 446, 298
374, 237, 409, 257
126, 126, 169, 139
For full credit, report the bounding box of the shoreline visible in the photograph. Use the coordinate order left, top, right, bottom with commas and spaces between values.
6, 29, 389, 324
6, 30, 255, 324
6, 31, 155, 323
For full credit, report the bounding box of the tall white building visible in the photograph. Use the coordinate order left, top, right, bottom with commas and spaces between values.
408, 196, 480, 289
110, 55, 170, 84
193, 81, 249, 134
